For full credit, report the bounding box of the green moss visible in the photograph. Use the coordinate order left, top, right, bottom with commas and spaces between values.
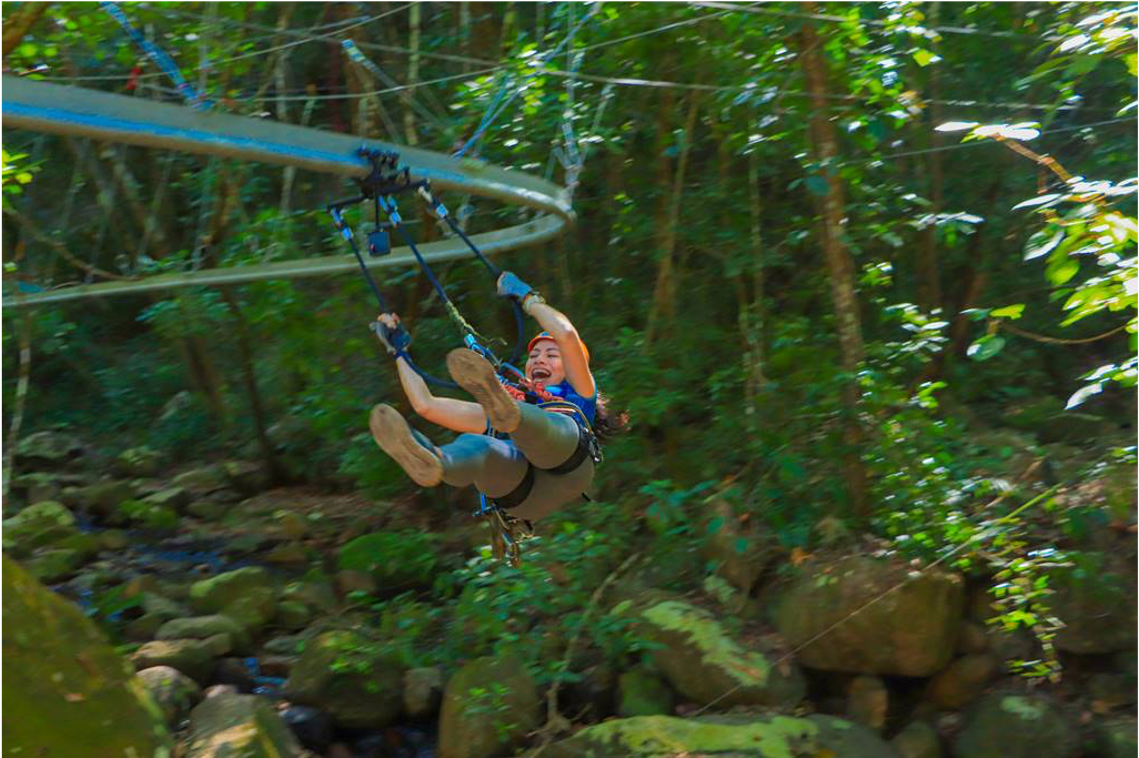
581, 715, 819, 758
1000, 695, 1046, 720
643, 600, 771, 687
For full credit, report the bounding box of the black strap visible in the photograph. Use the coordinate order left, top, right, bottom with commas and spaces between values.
491, 463, 535, 510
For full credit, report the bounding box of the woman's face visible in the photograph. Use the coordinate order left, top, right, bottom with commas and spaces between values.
525, 339, 564, 386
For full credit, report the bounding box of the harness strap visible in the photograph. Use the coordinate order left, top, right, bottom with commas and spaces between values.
490, 421, 597, 509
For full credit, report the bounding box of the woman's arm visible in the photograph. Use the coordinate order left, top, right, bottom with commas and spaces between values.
377, 315, 487, 434
497, 272, 595, 398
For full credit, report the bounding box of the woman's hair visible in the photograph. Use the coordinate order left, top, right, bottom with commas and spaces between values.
592, 393, 628, 442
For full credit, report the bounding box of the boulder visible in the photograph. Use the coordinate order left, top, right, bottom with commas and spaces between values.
891, 720, 941, 758
173, 465, 230, 494
283, 629, 405, 729
955, 621, 989, 654
185, 692, 305, 758
113, 499, 179, 531
625, 594, 805, 708
847, 676, 888, 731
924, 654, 997, 710
69, 479, 138, 519
336, 530, 441, 592
157, 614, 251, 652
16, 430, 84, 468
2, 500, 79, 556
137, 665, 201, 726
774, 556, 964, 676
276, 600, 313, 631
281, 704, 335, 754
130, 639, 218, 683
12, 471, 63, 503
404, 666, 445, 719
1050, 552, 1136, 655
1092, 716, 1138, 758
223, 460, 272, 495
142, 487, 190, 513
543, 713, 899, 758
189, 566, 274, 614
700, 498, 775, 594
617, 666, 675, 718
27, 547, 87, 583
2, 556, 172, 755
438, 654, 540, 758
114, 447, 164, 478
954, 693, 1077, 758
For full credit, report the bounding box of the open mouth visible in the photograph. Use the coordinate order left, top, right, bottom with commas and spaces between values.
530, 367, 552, 381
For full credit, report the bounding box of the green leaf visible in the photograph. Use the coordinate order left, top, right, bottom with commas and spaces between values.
991, 304, 1025, 320
707, 517, 724, 536
935, 121, 979, 132
805, 175, 830, 197
1013, 194, 1063, 210
1065, 383, 1103, 409
912, 49, 940, 67
1024, 229, 1065, 261
962, 308, 992, 321
967, 335, 1006, 361
1047, 258, 1080, 286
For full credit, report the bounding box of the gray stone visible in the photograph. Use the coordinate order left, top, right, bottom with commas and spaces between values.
954, 693, 1077, 758
891, 720, 941, 758
185, 693, 304, 757
924, 654, 997, 710
847, 676, 888, 731
774, 557, 964, 676
617, 667, 674, 718
438, 654, 540, 758
130, 639, 217, 683
404, 666, 444, 719
137, 665, 201, 726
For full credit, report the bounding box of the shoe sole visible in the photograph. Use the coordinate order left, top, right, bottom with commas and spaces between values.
369, 405, 442, 487
447, 349, 521, 432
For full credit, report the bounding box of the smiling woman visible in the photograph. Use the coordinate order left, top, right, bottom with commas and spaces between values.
368, 270, 623, 524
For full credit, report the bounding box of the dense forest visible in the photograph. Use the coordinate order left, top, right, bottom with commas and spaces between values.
2, 2, 1136, 757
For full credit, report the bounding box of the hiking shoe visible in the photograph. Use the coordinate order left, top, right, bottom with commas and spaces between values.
369, 404, 443, 486
446, 348, 521, 433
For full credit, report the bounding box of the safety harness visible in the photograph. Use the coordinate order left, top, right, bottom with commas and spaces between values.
327, 148, 602, 567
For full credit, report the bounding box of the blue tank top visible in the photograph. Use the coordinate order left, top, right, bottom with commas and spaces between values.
542, 380, 597, 425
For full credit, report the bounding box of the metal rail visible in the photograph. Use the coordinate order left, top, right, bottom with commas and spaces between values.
1, 75, 575, 308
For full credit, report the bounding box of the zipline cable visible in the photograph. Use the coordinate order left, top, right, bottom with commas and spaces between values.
100, 1, 209, 109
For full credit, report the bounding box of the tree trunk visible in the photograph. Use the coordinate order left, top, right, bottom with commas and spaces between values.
799, 10, 869, 522
3, 289, 33, 498
916, 3, 944, 314
404, 3, 421, 147
2, 2, 51, 58
219, 286, 283, 481
644, 85, 701, 348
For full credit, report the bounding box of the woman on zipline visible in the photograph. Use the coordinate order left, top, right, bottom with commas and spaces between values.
370, 272, 618, 522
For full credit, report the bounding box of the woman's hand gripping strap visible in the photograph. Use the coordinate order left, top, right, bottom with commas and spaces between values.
497, 271, 544, 310
371, 317, 411, 360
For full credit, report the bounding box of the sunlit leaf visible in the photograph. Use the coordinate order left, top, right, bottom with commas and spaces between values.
991, 304, 1026, 320
935, 121, 978, 132
1024, 229, 1066, 260
1065, 383, 1103, 409
1013, 194, 1063, 210
967, 335, 1006, 361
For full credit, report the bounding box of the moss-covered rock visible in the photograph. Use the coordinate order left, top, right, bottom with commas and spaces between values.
954, 693, 1077, 758
157, 615, 251, 652
114, 446, 164, 478
130, 639, 218, 683
283, 629, 405, 729
336, 530, 442, 592
437, 654, 540, 758
700, 498, 775, 594
404, 666, 445, 719
2, 555, 173, 756
12, 471, 63, 503
16, 430, 85, 468
69, 478, 138, 518
137, 665, 201, 726
189, 566, 273, 615
847, 676, 888, 731
774, 556, 964, 675
185, 692, 304, 757
1092, 716, 1138, 758
172, 465, 230, 493
114, 499, 180, 531
1050, 552, 1136, 655
222, 460, 271, 495
142, 487, 190, 513
625, 594, 805, 708
924, 653, 997, 710
543, 713, 898, 758
275, 600, 313, 631
617, 666, 675, 718
2, 500, 78, 556
26, 547, 87, 583
891, 720, 941, 758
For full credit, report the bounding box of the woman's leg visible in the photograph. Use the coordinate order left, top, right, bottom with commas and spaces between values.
446, 348, 582, 469
437, 433, 530, 498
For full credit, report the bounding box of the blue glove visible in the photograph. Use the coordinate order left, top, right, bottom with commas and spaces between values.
370, 318, 411, 357
497, 271, 535, 301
